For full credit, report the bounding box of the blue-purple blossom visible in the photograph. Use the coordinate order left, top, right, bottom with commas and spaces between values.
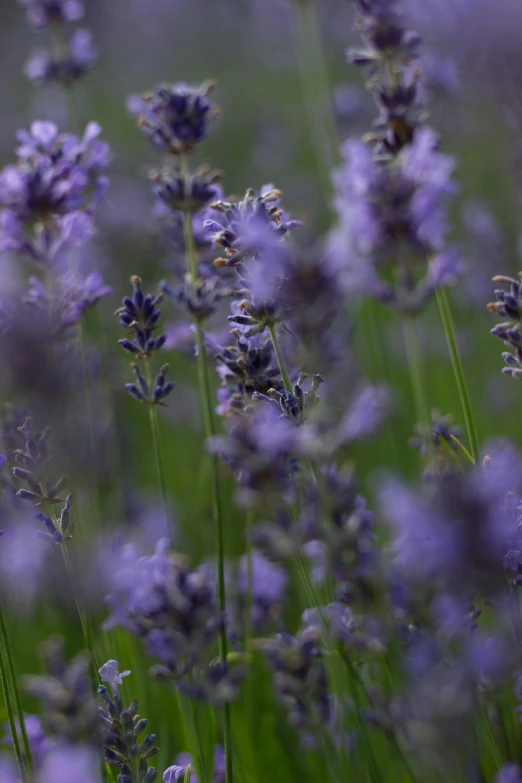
330, 128, 461, 312
104, 539, 241, 703
25, 28, 97, 86
495, 765, 522, 783
488, 273, 522, 378
98, 659, 131, 698
0, 121, 109, 261
204, 185, 301, 268
2, 714, 54, 765
19, 0, 84, 28
163, 746, 224, 783
25, 271, 112, 334
24, 637, 99, 742
117, 276, 167, 357
38, 745, 102, 783
98, 661, 158, 780
152, 165, 222, 214
128, 82, 218, 154
237, 550, 287, 629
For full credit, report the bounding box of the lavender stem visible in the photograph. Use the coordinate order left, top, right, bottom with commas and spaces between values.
436, 287, 478, 462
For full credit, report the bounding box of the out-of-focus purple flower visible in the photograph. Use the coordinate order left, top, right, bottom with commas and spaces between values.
152, 165, 222, 214
204, 185, 301, 268
330, 128, 459, 313
0, 759, 17, 783
208, 407, 299, 507
164, 746, 225, 783
237, 550, 287, 628
379, 440, 522, 594
0, 121, 109, 262
104, 539, 242, 703
495, 764, 522, 783
2, 714, 53, 766
25, 28, 97, 86
25, 270, 112, 334
24, 637, 99, 743
129, 82, 218, 154
19, 0, 84, 28
38, 745, 102, 783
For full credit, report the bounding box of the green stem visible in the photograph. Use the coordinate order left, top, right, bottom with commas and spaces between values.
402, 317, 430, 432
181, 157, 233, 783
0, 619, 26, 782
143, 357, 173, 541
267, 323, 292, 392
436, 287, 479, 463
291, 0, 338, 195
47, 505, 99, 682
0, 603, 32, 770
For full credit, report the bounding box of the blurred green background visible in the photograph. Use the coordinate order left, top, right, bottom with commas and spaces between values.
1, 0, 522, 776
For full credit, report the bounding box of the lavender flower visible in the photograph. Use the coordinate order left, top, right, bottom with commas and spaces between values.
488, 274, 522, 378
38, 745, 102, 783
35, 492, 73, 543
116, 276, 167, 357
237, 550, 288, 629
98, 661, 157, 782
129, 83, 218, 154
379, 440, 522, 595
125, 362, 175, 406
495, 765, 522, 783
25, 28, 97, 86
252, 373, 324, 426
152, 165, 222, 214
264, 626, 331, 739
164, 746, 224, 783
204, 185, 301, 268
208, 408, 299, 507
19, 0, 85, 28
24, 637, 99, 743
331, 128, 461, 313
12, 418, 68, 506
25, 271, 112, 335
2, 714, 53, 765
0, 121, 109, 261
105, 539, 242, 703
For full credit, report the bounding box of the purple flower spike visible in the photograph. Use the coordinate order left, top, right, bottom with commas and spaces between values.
129, 82, 219, 154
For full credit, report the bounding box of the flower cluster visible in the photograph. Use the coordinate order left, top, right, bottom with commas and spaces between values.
104, 539, 243, 703
0, 120, 109, 262
116, 276, 175, 406
98, 660, 158, 783
22, 0, 96, 86
331, 0, 462, 313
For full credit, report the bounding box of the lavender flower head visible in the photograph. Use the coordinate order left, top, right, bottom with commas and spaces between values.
104, 539, 238, 701
128, 82, 218, 154
116, 276, 167, 358
0, 121, 109, 261
164, 746, 225, 783
204, 185, 301, 268
38, 745, 102, 783
19, 0, 84, 28
488, 273, 522, 378
98, 659, 131, 698
25, 28, 97, 86
331, 127, 461, 312
495, 765, 522, 783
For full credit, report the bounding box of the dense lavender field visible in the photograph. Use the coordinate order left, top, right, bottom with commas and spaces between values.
2, 0, 522, 781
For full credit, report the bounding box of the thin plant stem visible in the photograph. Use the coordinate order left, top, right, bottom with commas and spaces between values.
0, 602, 32, 770
267, 323, 292, 392
46, 504, 99, 681
436, 287, 479, 462
180, 153, 233, 783
402, 317, 430, 432
0, 623, 26, 782
143, 357, 173, 541
291, 0, 338, 194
